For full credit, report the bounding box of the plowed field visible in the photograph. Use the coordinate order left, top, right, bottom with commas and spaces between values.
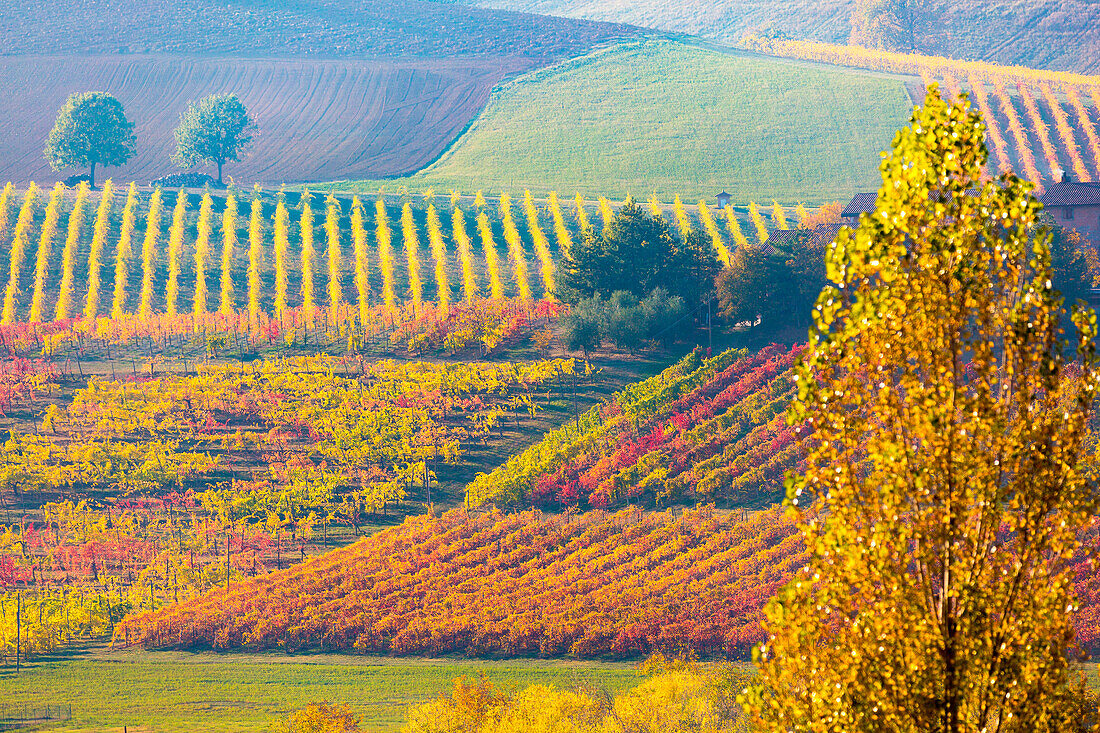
0, 55, 538, 185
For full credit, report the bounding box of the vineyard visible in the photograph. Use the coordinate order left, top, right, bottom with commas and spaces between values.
0, 354, 598, 661
112, 504, 805, 657
467, 343, 803, 510
746, 36, 1100, 188
0, 181, 808, 361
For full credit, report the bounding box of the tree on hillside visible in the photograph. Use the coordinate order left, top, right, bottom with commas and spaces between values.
744, 87, 1100, 731
558, 199, 719, 308
173, 94, 256, 186
44, 92, 136, 189
849, 0, 929, 52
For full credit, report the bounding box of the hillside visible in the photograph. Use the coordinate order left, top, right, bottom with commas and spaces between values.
0, 56, 541, 185
0, 0, 636, 185
468, 0, 1100, 74
114, 504, 804, 657
0, 0, 634, 59
340, 39, 915, 203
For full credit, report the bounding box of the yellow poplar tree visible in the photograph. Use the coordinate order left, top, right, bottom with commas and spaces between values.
83, 180, 114, 322
324, 193, 343, 327
696, 199, 731, 266
748, 201, 769, 243
3, 183, 39, 324
573, 193, 591, 232
28, 183, 65, 323
219, 191, 237, 316
401, 201, 423, 312
596, 196, 615, 234
375, 198, 396, 312
164, 189, 188, 318
351, 196, 370, 326
499, 193, 530, 300
247, 191, 263, 329
110, 182, 139, 319
476, 209, 503, 300
0, 182, 14, 247
426, 203, 450, 312
724, 204, 750, 250
300, 191, 315, 325
770, 200, 789, 230
55, 182, 89, 321
137, 188, 163, 322
745, 87, 1100, 733
273, 194, 290, 317
547, 191, 573, 259
672, 195, 693, 239
452, 206, 477, 303
192, 191, 214, 318
523, 190, 555, 299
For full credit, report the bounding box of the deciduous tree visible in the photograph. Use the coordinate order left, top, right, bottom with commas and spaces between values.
172, 94, 256, 186
744, 87, 1100, 733
45, 92, 136, 189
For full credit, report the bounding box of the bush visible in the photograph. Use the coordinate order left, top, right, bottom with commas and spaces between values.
403, 655, 751, 733
272, 701, 360, 733
62, 173, 90, 187
562, 288, 686, 355
149, 171, 219, 188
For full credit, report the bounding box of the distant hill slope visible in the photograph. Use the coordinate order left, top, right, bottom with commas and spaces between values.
468, 0, 1100, 74
338, 40, 915, 203
0, 0, 635, 59
0, 56, 536, 185
0, 0, 637, 184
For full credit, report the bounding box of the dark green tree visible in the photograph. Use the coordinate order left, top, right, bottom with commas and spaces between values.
559, 199, 678, 300
714, 244, 794, 330
674, 229, 723, 311
1049, 224, 1095, 313
44, 92, 136, 189
173, 94, 256, 186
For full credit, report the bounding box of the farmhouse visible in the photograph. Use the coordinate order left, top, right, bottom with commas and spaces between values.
1039, 177, 1100, 245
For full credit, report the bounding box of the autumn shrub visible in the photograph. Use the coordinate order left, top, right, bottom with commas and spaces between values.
272, 701, 360, 733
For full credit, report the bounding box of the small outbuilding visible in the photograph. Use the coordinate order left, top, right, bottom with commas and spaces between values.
716, 191, 732, 208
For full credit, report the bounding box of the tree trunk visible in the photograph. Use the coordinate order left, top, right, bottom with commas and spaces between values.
217, 160, 223, 186
89, 161, 97, 190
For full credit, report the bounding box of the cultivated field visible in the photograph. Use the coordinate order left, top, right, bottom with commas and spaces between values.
342, 40, 915, 203
474, 0, 1100, 73
0, 56, 543, 185
0, 0, 634, 59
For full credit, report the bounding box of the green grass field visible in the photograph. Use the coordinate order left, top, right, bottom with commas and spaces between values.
338, 39, 915, 204
0, 649, 640, 732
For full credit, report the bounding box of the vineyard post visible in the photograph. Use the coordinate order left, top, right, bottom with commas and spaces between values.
15, 591, 21, 671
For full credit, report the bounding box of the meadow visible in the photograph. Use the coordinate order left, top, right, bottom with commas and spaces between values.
338, 40, 916, 203
0, 649, 640, 731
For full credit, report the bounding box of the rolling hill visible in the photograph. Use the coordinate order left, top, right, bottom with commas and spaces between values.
336, 39, 916, 203
0, 0, 636, 185
468, 0, 1100, 74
